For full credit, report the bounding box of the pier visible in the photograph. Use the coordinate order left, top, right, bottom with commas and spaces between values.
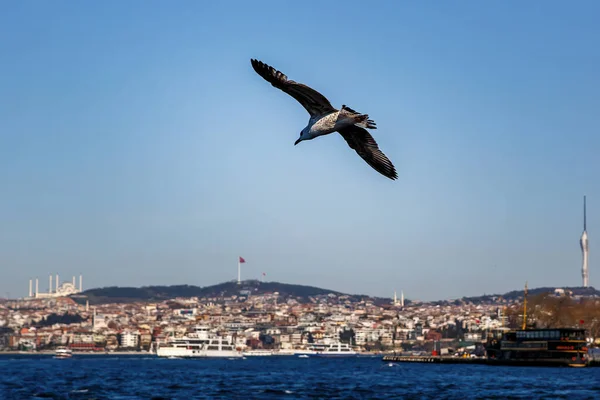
383, 355, 600, 367
382, 355, 487, 365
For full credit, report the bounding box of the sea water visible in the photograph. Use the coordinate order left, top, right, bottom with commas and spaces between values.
1, 354, 600, 399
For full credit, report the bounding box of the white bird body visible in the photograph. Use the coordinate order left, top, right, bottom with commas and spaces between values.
303, 108, 374, 140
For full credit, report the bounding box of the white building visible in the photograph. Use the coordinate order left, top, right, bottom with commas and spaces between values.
119, 330, 139, 348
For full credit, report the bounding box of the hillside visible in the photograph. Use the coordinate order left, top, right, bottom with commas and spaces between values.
72, 281, 600, 306
439, 286, 600, 306
72, 280, 390, 305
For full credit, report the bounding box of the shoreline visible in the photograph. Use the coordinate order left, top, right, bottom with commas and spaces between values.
0, 350, 152, 355
0, 350, 389, 356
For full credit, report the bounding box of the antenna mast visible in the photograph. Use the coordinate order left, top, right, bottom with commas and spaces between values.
584, 195, 587, 231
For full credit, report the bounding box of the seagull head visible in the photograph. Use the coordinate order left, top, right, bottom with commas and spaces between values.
295, 128, 309, 145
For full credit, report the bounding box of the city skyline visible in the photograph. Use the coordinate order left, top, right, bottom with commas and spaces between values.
11, 246, 596, 302
1, 1, 599, 301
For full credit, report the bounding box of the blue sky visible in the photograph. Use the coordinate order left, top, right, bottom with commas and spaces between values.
0, 1, 598, 301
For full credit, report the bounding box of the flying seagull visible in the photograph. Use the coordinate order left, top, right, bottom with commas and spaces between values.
250, 59, 398, 180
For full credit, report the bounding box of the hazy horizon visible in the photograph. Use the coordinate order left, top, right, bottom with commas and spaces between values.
1, 1, 599, 302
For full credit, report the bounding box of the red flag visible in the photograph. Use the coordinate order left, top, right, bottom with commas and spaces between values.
239, 257, 246, 263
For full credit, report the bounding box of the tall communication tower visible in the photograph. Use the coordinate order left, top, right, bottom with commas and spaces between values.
581, 196, 589, 288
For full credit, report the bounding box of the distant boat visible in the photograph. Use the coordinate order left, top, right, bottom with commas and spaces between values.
156, 325, 242, 358
54, 347, 72, 359
298, 354, 309, 358
315, 342, 358, 357
486, 327, 589, 367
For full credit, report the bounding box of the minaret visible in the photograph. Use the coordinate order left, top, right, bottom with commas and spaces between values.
401, 290, 405, 307
29, 279, 32, 298
581, 195, 589, 288
49, 274, 53, 294
393, 290, 397, 305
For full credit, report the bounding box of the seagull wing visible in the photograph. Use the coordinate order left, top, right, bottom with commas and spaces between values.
337, 125, 398, 180
251, 59, 336, 117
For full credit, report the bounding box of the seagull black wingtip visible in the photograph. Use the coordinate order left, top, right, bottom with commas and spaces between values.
384, 171, 398, 181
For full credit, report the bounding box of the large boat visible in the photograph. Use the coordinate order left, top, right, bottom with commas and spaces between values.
485, 328, 588, 367
54, 347, 73, 359
315, 342, 358, 357
156, 325, 242, 358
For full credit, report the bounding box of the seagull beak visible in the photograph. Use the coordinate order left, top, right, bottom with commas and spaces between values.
294, 138, 301, 146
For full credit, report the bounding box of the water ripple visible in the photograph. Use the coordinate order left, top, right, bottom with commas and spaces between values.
1, 355, 600, 399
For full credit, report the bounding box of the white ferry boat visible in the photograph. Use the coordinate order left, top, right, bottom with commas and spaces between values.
316, 342, 358, 357
156, 325, 242, 358
54, 347, 73, 359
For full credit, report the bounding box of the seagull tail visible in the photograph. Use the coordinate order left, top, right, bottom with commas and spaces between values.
341, 105, 377, 129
